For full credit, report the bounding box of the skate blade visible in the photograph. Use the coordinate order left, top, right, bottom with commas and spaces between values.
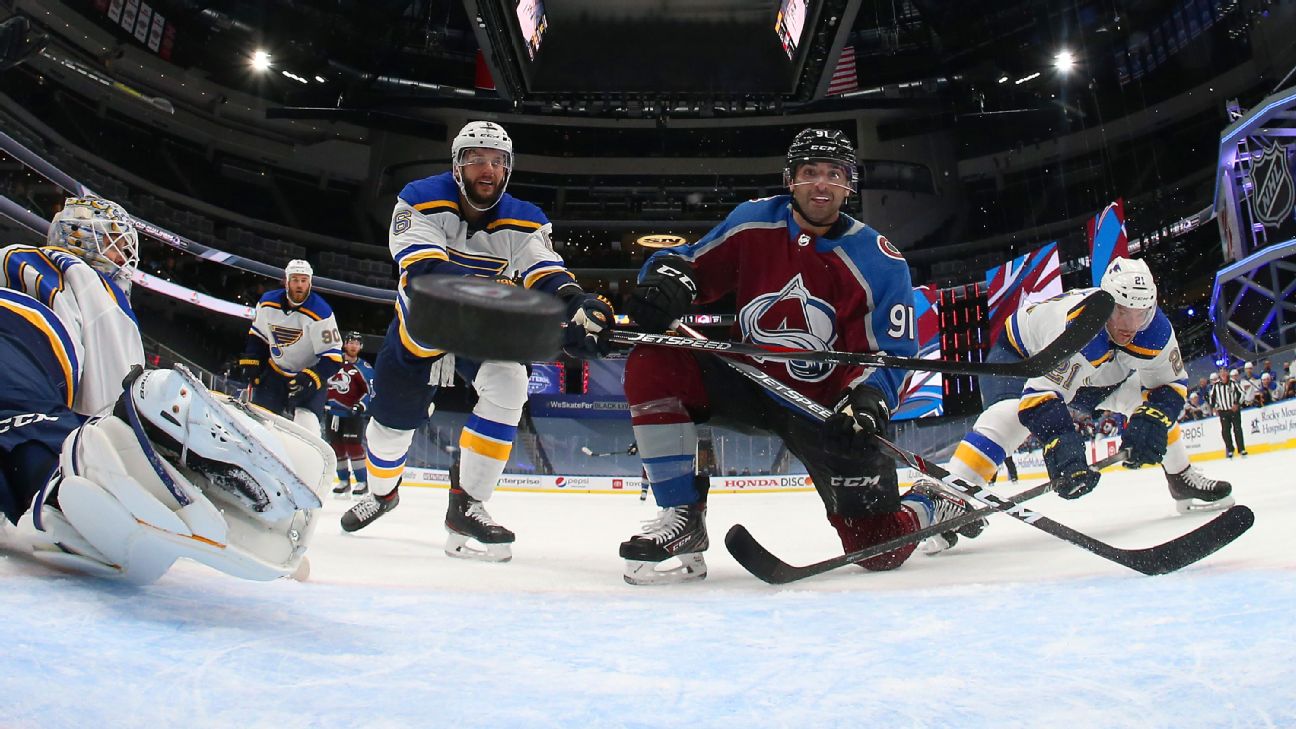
444, 532, 512, 563
623, 554, 707, 585
919, 534, 956, 556
1174, 495, 1236, 515
331, 491, 351, 500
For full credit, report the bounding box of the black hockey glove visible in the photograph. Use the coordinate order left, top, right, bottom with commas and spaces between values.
823, 385, 890, 452
287, 370, 320, 405
1121, 403, 1174, 468
625, 255, 698, 333
231, 357, 263, 386
1041, 430, 1100, 499
562, 293, 615, 359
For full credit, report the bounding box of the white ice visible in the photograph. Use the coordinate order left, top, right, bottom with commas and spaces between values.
2, 450, 1294, 728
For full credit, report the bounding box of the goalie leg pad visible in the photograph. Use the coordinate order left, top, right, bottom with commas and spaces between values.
51, 474, 179, 585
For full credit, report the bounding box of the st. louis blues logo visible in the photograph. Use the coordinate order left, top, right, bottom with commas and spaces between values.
1254, 139, 1295, 228
738, 274, 838, 382
269, 325, 303, 359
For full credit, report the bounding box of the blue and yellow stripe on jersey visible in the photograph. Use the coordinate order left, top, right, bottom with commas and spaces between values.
0, 289, 81, 408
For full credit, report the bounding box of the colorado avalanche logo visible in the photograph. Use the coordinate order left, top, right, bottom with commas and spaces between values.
328, 368, 352, 393
738, 274, 838, 382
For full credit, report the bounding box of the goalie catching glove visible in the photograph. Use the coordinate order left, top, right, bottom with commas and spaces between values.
561, 291, 615, 359
625, 255, 698, 333
17, 366, 330, 584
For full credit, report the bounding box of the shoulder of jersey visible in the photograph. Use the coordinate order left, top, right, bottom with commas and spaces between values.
399, 172, 460, 216
257, 289, 288, 306
299, 292, 335, 319
724, 195, 789, 226
1126, 309, 1173, 354
836, 222, 908, 265
492, 194, 549, 229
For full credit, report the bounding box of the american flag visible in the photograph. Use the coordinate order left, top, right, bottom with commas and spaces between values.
826, 44, 858, 96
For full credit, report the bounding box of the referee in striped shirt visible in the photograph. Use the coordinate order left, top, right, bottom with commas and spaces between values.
1209, 368, 1247, 458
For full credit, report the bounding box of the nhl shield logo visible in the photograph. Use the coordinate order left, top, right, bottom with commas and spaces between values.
1254, 140, 1295, 228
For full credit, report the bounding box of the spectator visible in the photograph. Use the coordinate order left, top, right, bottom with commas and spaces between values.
1234, 368, 1259, 408
1193, 375, 1211, 405
1261, 359, 1275, 380
1258, 372, 1278, 405
1182, 392, 1208, 422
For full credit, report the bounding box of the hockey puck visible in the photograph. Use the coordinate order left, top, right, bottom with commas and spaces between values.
404, 275, 565, 362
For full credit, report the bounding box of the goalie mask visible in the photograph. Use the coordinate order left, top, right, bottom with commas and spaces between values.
451, 120, 513, 212
48, 196, 139, 289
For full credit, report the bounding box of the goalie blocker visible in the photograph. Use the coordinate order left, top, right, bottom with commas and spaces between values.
17, 366, 331, 584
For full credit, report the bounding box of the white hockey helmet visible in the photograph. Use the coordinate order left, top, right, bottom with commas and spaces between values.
48, 196, 139, 287
451, 120, 513, 211
284, 258, 313, 279
1100, 257, 1157, 329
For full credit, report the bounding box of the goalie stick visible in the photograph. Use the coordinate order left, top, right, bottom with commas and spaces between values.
725, 450, 1130, 584
667, 326, 1255, 579
610, 290, 1114, 378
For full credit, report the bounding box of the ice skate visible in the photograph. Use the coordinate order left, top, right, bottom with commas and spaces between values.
351, 483, 368, 497
331, 482, 350, 500
1165, 466, 1234, 515
444, 486, 515, 562
619, 503, 708, 585
340, 487, 399, 532
905, 479, 986, 556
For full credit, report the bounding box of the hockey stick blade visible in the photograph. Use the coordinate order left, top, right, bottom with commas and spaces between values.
724, 452, 1128, 585
612, 290, 1113, 378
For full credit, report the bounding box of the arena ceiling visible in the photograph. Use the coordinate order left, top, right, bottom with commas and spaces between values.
51, 0, 1250, 122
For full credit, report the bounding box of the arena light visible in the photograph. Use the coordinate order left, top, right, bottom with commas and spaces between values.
1014, 72, 1041, 85
1053, 49, 1075, 73
997, 75, 1009, 84
251, 49, 271, 71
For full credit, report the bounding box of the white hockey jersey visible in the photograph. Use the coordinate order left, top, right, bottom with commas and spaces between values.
1, 244, 143, 416
388, 171, 577, 358
245, 289, 343, 377
1004, 288, 1189, 413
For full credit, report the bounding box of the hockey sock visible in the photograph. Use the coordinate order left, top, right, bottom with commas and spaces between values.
364, 420, 415, 497
458, 414, 516, 501
1162, 426, 1189, 473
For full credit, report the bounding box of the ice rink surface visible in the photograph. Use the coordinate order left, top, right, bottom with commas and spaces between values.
2, 449, 1294, 728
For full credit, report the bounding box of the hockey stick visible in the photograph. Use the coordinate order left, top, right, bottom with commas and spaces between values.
580, 446, 622, 457
677, 329, 1255, 578
611, 290, 1114, 378
725, 450, 1130, 584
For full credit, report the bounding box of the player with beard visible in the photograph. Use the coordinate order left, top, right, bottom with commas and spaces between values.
614, 127, 980, 585
341, 120, 610, 563
235, 259, 343, 434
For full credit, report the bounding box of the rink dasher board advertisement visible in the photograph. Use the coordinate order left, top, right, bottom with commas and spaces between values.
395, 401, 1296, 493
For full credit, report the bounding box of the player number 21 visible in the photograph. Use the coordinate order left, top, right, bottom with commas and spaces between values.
887, 304, 916, 340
